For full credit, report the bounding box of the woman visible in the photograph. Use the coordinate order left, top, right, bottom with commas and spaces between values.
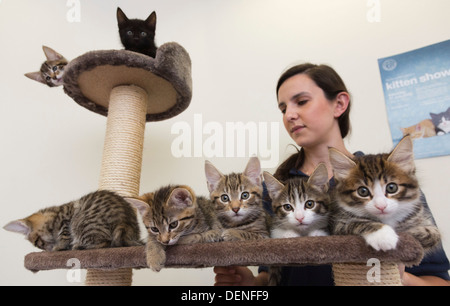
214, 63, 450, 286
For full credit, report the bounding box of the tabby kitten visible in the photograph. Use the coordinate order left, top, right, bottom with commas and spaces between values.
263, 163, 331, 239
329, 136, 441, 253
128, 185, 223, 272
264, 164, 330, 286
25, 46, 68, 87
205, 157, 270, 241
4, 190, 142, 251
117, 7, 158, 58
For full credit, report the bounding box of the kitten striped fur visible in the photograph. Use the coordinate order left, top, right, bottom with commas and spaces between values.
264, 164, 331, 286
205, 157, 270, 241
129, 185, 222, 272
329, 136, 441, 253
4, 190, 143, 251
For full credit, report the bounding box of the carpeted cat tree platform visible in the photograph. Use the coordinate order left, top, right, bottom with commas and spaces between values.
24, 42, 424, 286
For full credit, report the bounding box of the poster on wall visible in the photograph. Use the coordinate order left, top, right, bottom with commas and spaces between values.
378, 39, 450, 159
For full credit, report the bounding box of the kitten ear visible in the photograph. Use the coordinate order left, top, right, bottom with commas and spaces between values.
308, 163, 329, 192
3, 220, 31, 236
24, 71, 46, 84
244, 156, 262, 186
328, 148, 356, 180
387, 135, 415, 173
42, 46, 64, 61
168, 187, 194, 208
125, 198, 150, 216
116, 7, 129, 26
262, 171, 284, 200
146, 11, 157, 30
205, 160, 224, 193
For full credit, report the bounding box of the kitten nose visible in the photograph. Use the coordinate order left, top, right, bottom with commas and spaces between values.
232, 207, 240, 213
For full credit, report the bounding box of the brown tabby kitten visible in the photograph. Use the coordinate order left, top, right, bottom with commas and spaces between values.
25, 46, 68, 87
329, 136, 441, 254
128, 185, 223, 272
205, 157, 270, 241
264, 163, 331, 239
4, 190, 142, 251
264, 163, 331, 286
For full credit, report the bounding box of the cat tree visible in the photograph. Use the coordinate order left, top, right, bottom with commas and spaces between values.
23, 43, 424, 286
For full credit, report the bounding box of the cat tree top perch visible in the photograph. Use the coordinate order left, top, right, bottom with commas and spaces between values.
63, 42, 192, 121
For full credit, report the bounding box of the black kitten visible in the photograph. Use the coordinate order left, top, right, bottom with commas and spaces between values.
117, 7, 158, 58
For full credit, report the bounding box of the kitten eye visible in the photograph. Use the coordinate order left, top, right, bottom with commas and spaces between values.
169, 221, 178, 230
357, 187, 371, 197
140, 31, 147, 37
282, 204, 293, 211
46, 76, 51, 81
127, 30, 133, 36
52, 66, 58, 72
220, 194, 230, 202
240, 192, 250, 200
305, 200, 315, 209
150, 227, 159, 233
386, 183, 398, 194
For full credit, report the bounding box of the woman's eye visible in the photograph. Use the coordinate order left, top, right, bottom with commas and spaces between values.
220, 194, 230, 202
241, 192, 250, 200
357, 186, 371, 197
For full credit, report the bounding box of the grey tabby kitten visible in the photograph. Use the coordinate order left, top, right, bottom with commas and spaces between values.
264, 163, 331, 239
129, 185, 223, 272
4, 190, 142, 251
329, 135, 441, 254
205, 157, 270, 241
25, 46, 68, 87
263, 163, 331, 286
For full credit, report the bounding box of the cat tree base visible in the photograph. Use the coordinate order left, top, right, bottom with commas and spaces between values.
25, 233, 423, 286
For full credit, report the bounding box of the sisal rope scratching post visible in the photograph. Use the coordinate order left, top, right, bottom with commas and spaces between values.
333, 262, 402, 286
85, 85, 147, 286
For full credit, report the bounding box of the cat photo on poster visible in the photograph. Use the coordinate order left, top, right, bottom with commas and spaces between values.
378, 40, 450, 159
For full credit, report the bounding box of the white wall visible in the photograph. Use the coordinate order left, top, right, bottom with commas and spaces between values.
0, 0, 449, 285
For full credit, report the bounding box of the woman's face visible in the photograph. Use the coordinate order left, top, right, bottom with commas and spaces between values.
277, 74, 340, 148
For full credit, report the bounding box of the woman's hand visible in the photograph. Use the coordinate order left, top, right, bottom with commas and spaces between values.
214, 266, 265, 286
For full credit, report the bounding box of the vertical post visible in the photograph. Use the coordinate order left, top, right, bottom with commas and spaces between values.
85, 85, 147, 286
332, 262, 402, 286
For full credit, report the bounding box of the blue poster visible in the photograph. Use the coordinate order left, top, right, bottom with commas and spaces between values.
378, 40, 450, 159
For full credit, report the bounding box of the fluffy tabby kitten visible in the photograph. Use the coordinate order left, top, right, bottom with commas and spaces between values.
117, 7, 158, 57
4, 190, 142, 251
128, 185, 223, 272
264, 163, 331, 239
329, 135, 441, 253
25, 46, 68, 87
205, 157, 270, 241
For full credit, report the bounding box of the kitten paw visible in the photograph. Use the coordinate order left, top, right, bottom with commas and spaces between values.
221, 229, 246, 241
146, 249, 166, 272
364, 225, 398, 251
309, 229, 329, 237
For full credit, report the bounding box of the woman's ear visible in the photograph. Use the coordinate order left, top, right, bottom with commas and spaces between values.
333, 92, 350, 118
